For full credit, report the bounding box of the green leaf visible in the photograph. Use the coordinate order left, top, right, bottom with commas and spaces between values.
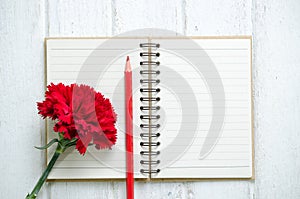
34, 139, 59, 150
65, 138, 78, 147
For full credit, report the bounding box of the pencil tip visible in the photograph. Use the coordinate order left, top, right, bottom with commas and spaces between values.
125, 56, 131, 72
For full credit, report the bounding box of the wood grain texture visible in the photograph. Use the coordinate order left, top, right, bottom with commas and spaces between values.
252, 0, 300, 198
47, 0, 112, 36
185, 0, 252, 35
112, 0, 185, 35
1, 0, 300, 198
0, 0, 47, 198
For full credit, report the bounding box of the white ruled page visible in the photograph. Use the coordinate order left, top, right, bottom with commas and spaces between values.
151, 38, 253, 178
46, 38, 147, 179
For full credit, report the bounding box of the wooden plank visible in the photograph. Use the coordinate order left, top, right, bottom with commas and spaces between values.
0, 0, 47, 198
47, 0, 112, 36
113, 0, 185, 35
252, 0, 300, 198
185, 0, 252, 35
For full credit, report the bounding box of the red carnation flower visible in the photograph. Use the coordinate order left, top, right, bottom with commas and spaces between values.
37, 83, 117, 154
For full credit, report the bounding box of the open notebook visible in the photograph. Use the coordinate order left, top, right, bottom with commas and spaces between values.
45, 37, 253, 180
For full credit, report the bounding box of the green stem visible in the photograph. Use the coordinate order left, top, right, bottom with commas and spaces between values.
26, 143, 66, 199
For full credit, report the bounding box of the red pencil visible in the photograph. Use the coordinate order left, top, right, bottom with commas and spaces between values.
125, 56, 134, 199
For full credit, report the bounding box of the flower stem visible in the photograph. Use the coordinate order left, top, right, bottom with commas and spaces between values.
26, 143, 65, 199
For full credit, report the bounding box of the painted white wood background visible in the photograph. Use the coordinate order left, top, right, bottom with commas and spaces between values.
0, 0, 299, 198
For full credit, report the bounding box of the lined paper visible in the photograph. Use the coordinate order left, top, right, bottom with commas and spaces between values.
46, 38, 147, 179
151, 38, 253, 178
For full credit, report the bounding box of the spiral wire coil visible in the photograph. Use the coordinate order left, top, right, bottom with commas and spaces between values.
139, 43, 161, 175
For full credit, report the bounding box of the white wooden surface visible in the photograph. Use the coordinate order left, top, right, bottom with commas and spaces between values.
0, 0, 299, 198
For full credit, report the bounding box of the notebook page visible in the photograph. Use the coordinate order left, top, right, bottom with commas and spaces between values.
151, 38, 252, 178
46, 38, 147, 179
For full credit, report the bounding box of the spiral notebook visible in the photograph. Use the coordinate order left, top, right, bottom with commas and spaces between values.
45, 37, 253, 180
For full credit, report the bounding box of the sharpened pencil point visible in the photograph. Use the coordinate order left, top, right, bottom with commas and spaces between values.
125, 56, 132, 72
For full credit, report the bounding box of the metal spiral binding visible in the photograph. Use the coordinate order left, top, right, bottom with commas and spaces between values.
140, 79, 160, 84
140, 115, 160, 119
140, 160, 160, 165
140, 106, 160, 111
140, 97, 160, 102
140, 61, 160, 66
140, 88, 160, 93
140, 151, 160, 155
140, 52, 160, 57
140, 124, 160, 129
140, 169, 161, 174
140, 70, 160, 75
140, 43, 160, 48
140, 133, 160, 138
140, 142, 160, 146
139, 42, 161, 176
